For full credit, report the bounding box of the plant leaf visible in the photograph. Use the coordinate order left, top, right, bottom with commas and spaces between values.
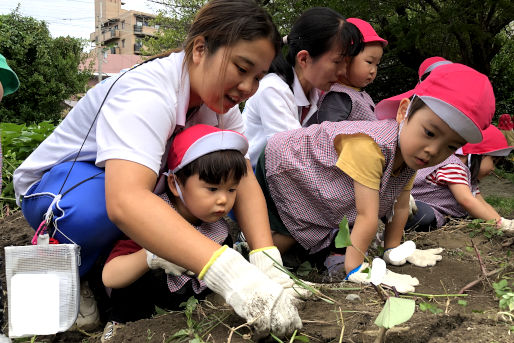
296, 261, 313, 276
335, 216, 352, 248
374, 297, 415, 329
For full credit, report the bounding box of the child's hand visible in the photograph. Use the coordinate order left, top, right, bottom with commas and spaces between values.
145, 250, 194, 276
345, 263, 419, 293
498, 217, 514, 234
201, 247, 302, 338
384, 245, 443, 267
249, 246, 314, 300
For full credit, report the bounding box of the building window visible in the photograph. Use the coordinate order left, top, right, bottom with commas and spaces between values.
122, 39, 125, 48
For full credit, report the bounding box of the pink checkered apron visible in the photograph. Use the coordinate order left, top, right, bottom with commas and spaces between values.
411, 154, 476, 227
265, 120, 415, 253
157, 193, 230, 294
317, 83, 377, 121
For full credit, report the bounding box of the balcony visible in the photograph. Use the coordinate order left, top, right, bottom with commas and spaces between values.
134, 44, 143, 54
103, 29, 121, 42
133, 25, 156, 36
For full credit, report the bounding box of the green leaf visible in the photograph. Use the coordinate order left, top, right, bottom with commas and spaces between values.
335, 216, 352, 248
296, 261, 312, 276
457, 300, 468, 306
374, 297, 415, 329
293, 335, 310, 342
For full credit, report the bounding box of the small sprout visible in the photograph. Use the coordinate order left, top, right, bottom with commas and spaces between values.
419, 302, 443, 314
458, 299, 468, 306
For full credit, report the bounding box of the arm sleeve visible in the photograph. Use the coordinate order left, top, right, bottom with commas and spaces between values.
308, 92, 352, 125
432, 164, 469, 186
106, 239, 143, 264
257, 85, 302, 140
335, 135, 385, 190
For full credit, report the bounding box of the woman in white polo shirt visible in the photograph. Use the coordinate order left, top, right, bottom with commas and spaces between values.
13, 0, 303, 336
243, 7, 363, 167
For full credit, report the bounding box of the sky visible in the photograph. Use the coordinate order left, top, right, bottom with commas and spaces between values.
0, 0, 164, 46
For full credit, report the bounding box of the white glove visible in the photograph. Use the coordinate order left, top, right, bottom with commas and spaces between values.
346, 263, 419, 293
383, 242, 443, 267
145, 249, 194, 276
202, 247, 302, 337
249, 247, 314, 300
499, 217, 514, 234
408, 194, 418, 218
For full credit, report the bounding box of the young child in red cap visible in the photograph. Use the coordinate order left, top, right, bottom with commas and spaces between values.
417, 56, 452, 82
407, 125, 513, 233
100, 124, 303, 341
309, 18, 387, 124
256, 63, 494, 293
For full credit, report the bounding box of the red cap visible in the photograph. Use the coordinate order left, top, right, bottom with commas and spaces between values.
457, 125, 513, 156
347, 18, 388, 47
418, 57, 452, 81
375, 63, 495, 143
168, 124, 249, 173
498, 114, 513, 131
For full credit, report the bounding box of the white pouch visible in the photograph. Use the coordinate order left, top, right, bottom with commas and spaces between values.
4, 244, 80, 338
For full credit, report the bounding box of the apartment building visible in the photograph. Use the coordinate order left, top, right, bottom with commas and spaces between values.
89, 0, 158, 55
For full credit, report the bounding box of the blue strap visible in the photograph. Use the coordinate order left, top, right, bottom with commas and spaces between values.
344, 264, 362, 281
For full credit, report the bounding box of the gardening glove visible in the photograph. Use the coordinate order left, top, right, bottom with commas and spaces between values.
145, 249, 194, 276
201, 246, 302, 337
408, 194, 418, 219
346, 263, 419, 293
383, 241, 443, 267
498, 217, 514, 234
249, 247, 315, 300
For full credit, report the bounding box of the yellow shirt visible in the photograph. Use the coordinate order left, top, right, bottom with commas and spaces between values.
334, 134, 414, 190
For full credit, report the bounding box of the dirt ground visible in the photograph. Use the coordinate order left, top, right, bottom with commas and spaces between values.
0, 174, 513, 343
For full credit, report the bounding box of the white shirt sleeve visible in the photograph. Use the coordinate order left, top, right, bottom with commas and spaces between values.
95, 69, 176, 175
257, 83, 302, 139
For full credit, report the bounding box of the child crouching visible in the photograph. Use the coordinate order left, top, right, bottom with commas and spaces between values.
100, 124, 248, 341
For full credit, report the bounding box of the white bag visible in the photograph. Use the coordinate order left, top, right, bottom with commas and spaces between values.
4, 244, 80, 338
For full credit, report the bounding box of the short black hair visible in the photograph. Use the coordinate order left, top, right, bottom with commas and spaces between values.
175, 149, 248, 185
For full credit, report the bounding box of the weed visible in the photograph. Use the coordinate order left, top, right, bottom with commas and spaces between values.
458, 299, 468, 307
467, 219, 503, 239
419, 302, 443, 314
147, 328, 155, 341
493, 279, 514, 312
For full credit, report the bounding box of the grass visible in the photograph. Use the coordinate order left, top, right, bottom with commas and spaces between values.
484, 195, 514, 217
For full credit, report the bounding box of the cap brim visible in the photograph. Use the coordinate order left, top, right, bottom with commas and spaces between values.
172, 131, 249, 173
421, 96, 483, 143
365, 36, 388, 47
485, 147, 513, 157
0, 68, 19, 95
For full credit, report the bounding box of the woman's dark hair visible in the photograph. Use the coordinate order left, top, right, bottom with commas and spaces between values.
150, 0, 281, 67
468, 154, 483, 185
175, 150, 248, 185
270, 7, 363, 89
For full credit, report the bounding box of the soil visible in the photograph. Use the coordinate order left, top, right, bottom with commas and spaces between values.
1, 174, 513, 343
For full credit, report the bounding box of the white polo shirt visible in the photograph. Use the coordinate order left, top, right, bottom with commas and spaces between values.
242, 69, 319, 167
13, 51, 244, 204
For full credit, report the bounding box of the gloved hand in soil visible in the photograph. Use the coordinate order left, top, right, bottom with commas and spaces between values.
249, 246, 315, 300
498, 217, 514, 234
145, 249, 194, 276
383, 241, 443, 267
346, 263, 419, 293
201, 246, 302, 337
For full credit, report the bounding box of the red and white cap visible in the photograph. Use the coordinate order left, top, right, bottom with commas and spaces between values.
456, 125, 513, 157
375, 63, 495, 144
418, 56, 452, 81
168, 124, 249, 173
347, 18, 388, 47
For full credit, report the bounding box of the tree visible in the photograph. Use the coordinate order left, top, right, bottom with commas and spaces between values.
144, 0, 513, 116
0, 9, 92, 124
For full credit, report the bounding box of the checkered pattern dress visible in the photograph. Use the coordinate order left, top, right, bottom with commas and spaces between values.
265, 120, 415, 253
411, 154, 477, 227
159, 193, 230, 294
317, 83, 377, 121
